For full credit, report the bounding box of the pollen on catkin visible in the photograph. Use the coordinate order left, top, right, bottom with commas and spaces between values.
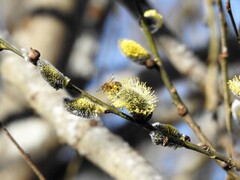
119, 39, 151, 65
102, 77, 158, 121
64, 97, 105, 118
228, 76, 240, 97
37, 59, 70, 90
150, 122, 190, 148
144, 9, 163, 33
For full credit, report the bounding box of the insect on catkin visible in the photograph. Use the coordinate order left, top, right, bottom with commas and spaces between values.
102, 77, 158, 122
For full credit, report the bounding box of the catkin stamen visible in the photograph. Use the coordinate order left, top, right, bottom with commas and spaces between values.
228, 75, 240, 96
119, 39, 151, 65
37, 59, 69, 90
102, 77, 158, 121
64, 97, 105, 118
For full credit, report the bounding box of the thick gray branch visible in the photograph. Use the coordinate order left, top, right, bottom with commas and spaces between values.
0, 55, 164, 180
158, 36, 207, 87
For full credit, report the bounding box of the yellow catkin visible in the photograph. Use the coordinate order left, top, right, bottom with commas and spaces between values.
144, 9, 163, 33
64, 97, 105, 118
228, 75, 240, 96
119, 39, 150, 64
102, 77, 158, 120
37, 59, 69, 90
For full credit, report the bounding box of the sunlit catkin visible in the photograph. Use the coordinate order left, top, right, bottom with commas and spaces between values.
37, 59, 70, 90
64, 97, 105, 118
144, 9, 163, 33
102, 77, 158, 121
228, 75, 240, 97
119, 39, 151, 65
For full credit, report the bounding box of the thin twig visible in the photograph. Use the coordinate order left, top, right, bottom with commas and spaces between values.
0, 121, 46, 180
226, 0, 240, 45
134, 0, 238, 177
183, 141, 240, 170
155, 123, 240, 170
0, 38, 24, 58
217, 0, 232, 134
134, 0, 210, 147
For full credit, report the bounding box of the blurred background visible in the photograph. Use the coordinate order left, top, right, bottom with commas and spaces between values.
0, 0, 240, 179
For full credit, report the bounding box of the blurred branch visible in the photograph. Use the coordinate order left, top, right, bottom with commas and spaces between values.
7, 0, 88, 64
0, 117, 58, 179
157, 36, 207, 87
2, 36, 239, 177
172, 155, 208, 180
0, 54, 163, 179
0, 86, 29, 122
2, 38, 239, 171
217, 0, 232, 134
0, 0, 164, 178
0, 117, 58, 164
0, 160, 34, 180
0, 121, 46, 180
154, 82, 204, 124
0, 0, 88, 121
204, 0, 219, 111
135, 0, 209, 147
119, 0, 207, 88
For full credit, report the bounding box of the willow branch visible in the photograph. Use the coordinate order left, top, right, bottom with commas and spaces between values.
0, 117, 58, 164
134, 0, 237, 176
204, 0, 219, 111
135, 0, 210, 147
119, 0, 207, 87
0, 54, 163, 179
225, 0, 240, 45
0, 121, 46, 180
183, 141, 240, 170
157, 36, 207, 88
2, 37, 240, 174
217, 0, 232, 134
0, 39, 23, 57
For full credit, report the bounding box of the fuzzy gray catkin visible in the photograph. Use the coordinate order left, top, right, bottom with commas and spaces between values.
64, 97, 105, 118
37, 59, 69, 90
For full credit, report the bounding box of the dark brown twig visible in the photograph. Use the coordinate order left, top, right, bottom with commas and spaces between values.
226, 0, 240, 45
0, 121, 46, 180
